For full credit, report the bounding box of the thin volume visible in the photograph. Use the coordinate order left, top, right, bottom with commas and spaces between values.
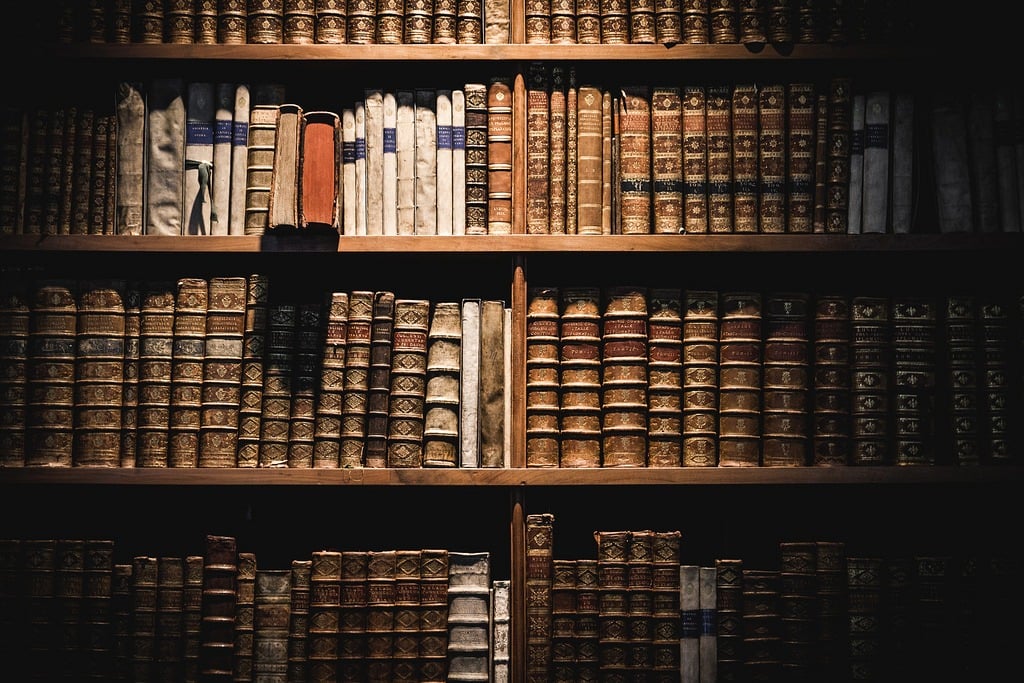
229, 84, 250, 235
211, 83, 235, 236
183, 82, 215, 236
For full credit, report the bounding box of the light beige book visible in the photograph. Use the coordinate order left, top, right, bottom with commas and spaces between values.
341, 108, 357, 234
364, 88, 385, 235
382, 90, 398, 235
146, 77, 186, 236
436, 89, 455, 235
211, 83, 234, 235
415, 88, 438, 235
184, 82, 215, 235
115, 81, 145, 235
229, 83, 250, 235
453, 88, 467, 235
355, 101, 367, 235
396, 90, 417, 235
268, 103, 303, 230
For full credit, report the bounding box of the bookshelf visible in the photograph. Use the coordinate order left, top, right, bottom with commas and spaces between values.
2, 2, 1023, 682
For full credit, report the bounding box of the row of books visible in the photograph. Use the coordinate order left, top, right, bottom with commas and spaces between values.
526, 516, 1022, 683
30, 0, 509, 46
526, 286, 1022, 468
0, 535, 503, 683
0, 274, 512, 470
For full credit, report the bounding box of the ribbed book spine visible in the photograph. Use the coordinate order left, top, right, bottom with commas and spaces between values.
650, 86, 683, 235
259, 297, 297, 468
234, 551, 256, 683
136, 281, 175, 468
758, 83, 785, 233
486, 77, 514, 234
339, 290, 374, 467
308, 550, 342, 682
706, 85, 733, 233
527, 63, 551, 235
365, 291, 397, 468
525, 286, 561, 468
731, 83, 759, 233
168, 277, 208, 468
558, 286, 603, 467
268, 103, 303, 230
236, 273, 269, 468
198, 276, 245, 467
550, 560, 576, 682
419, 549, 449, 682
0, 276, 29, 466
114, 287, 140, 461
601, 286, 650, 467
199, 535, 237, 682
850, 296, 890, 465
155, 556, 185, 681
131, 555, 158, 682
396, 90, 417, 235
646, 288, 683, 467
183, 555, 204, 683
286, 559, 312, 683
243, 104, 279, 236
980, 297, 1014, 464
253, 569, 291, 683
786, 82, 816, 233
422, 301, 462, 468
549, 67, 567, 235
286, 299, 322, 468
812, 294, 852, 465
463, 82, 489, 235
578, 84, 607, 235
682, 85, 708, 234
618, 86, 652, 234
892, 297, 937, 465
366, 550, 397, 682
393, 550, 422, 682
761, 291, 810, 466
447, 551, 491, 683
386, 299, 431, 467
313, 291, 349, 468
718, 291, 762, 467
526, 514, 554, 683
825, 76, 853, 233
682, 290, 719, 467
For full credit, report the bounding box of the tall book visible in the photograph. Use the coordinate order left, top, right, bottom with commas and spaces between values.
460, 298, 482, 467
741, 568, 782, 680
682, 290, 719, 467
786, 82, 816, 233
815, 541, 847, 680
891, 92, 914, 233
862, 90, 891, 233
602, 90, 614, 234
698, 565, 717, 683
341, 108, 358, 234
229, 83, 251, 235
414, 88, 438, 235
338, 550, 369, 682
130, 554, 158, 682
355, 100, 368, 234
234, 551, 256, 683
463, 82, 489, 235
618, 85, 653, 234
492, 578, 511, 683
550, 559, 576, 682
601, 285, 649, 467
846, 557, 883, 680
146, 77, 186, 235
731, 83, 759, 233
168, 277, 208, 468
930, 94, 973, 232
182, 82, 215, 235
286, 559, 312, 682
436, 89, 455, 235
558, 285, 602, 468
452, 88, 467, 234
253, 568, 291, 683
419, 549, 449, 682
366, 549, 397, 682
761, 292, 810, 466
243, 104, 279, 236
758, 83, 786, 233
183, 555, 204, 683
287, 299, 323, 468
364, 88, 385, 236
155, 556, 185, 682
0, 275, 29, 466
647, 288, 684, 467
392, 550, 421, 682
487, 77, 514, 234
812, 294, 852, 465
479, 299, 507, 467
268, 103, 303, 230
980, 296, 1015, 464
680, 564, 700, 683
115, 81, 145, 235
706, 85, 733, 233
812, 92, 829, 232
718, 291, 762, 467
447, 551, 491, 683
825, 76, 853, 233
578, 83, 607, 235
308, 550, 342, 682
136, 280, 176, 468
525, 513, 554, 683
210, 83, 235, 235
259, 296, 298, 468
651, 530, 682, 680
198, 276, 245, 467
423, 300, 462, 468
54, 538, 85, 678
236, 273, 270, 468
115, 284, 141, 464
994, 88, 1022, 231
967, 91, 1001, 233
525, 285, 561, 468
312, 291, 349, 468
892, 296, 938, 465
526, 63, 551, 234
945, 295, 981, 465
549, 66, 568, 235
365, 290, 396, 468
383, 91, 399, 235
777, 542, 817, 677
396, 90, 417, 235
594, 529, 629, 680
299, 110, 341, 232
683, 85, 709, 234
386, 298, 431, 468
199, 535, 237, 682
847, 92, 866, 234
850, 296, 890, 465
339, 290, 374, 467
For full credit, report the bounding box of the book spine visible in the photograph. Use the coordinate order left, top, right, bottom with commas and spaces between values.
650, 85, 685, 236
146, 78, 186, 236
268, 103, 303, 230
850, 296, 891, 464
479, 299, 507, 468
847, 92, 866, 234
825, 76, 853, 233
548, 66, 567, 235
364, 291, 396, 468
492, 578, 511, 683
460, 298, 481, 467
731, 83, 759, 233
706, 85, 733, 233
414, 89, 439, 235
892, 297, 938, 465
525, 286, 561, 468
682, 289, 719, 467
423, 301, 462, 468
994, 88, 1022, 231
393, 549, 422, 681
115, 82, 145, 235
286, 300, 323, 468
155, 556, 185, 681
525, 514, 553, 682
0, 276, 29, 466
299, 110, 341, 231
339, 290, 373, 467
602, 90, 614, 234
308, 550, 342, 682
579, 84, 608, 235
680, 564, 700, 683
199, 535, 237, 682
757, 83, 786, 233
365, 550, 397, 682
253, 569, 291, 682
463, 82, 489, 235
233, 551, 256, 682
647, 288, 683, 467
812, 294, 852, 465
558, 285, 603, 468
259, 298, 297, 468
386, 299, 431, 467
526, 63, 551, 235
211, 83, 235, 235
718, 291, 762, 467
452, 88, 467, 235
786, 82, 816, 233
341, 108, 358, 234
447, 551, 491, 683
364, 89, 385, 236
980, 296, 1015, 463
354, 101, 367, 234
313, 291, 349, 468
243, 104, 278, 236
395, 90, 417, 236
135, 281, 175, 468
287, 559, 312, 682
967, 91, 1000, 233
487, 77, 514, 234
761, 291, 810, 466
698, 565, 718, 683
338, 550, 368, 682
131, 555, 158, 682
617, 85, 652, 234
197, 276, 245, 468
890, 92, 914, 233
944, 295, 981, 465
550, 560, 576, 681
183, 555, 204, 683
182, 82, 215, 235
601, 285, 649, 467
236, 273, 269, 468
436, 89, 455, 236
168, 277, 208, 468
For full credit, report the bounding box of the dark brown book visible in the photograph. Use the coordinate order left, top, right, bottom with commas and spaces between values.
91, 111, 114, 235
558, 286, 602, 468
706, 84, 733, 233
815, 541, 847, 679
20, 106, 49, 236
812, 294, 852, 466
846, 556, 883, 680
259, 297, 298, 468
22, 539, 57, 677
479, 299, 507, 468
112, 562, 133, 680
40, 106, 65, 237
650, 86, 683, 234
526, 62, 551, 234
850, 296, 890, 465
550, 560, 576, 682
392, 550, 422, 681
365, 290, 397, 468
120, 281, 141, 467
131, 555, 158, 683
777, 542, 817, 676
313, 291, 349, 468
338, 550, 369, 682
155, 556, 185, 682
183, 555, 204, 683
283, 0, 316, 43
812, 91, 829, 233
0, 274, 30, 467
423, 301, 462, 468
0, 106, 27, 236
486, 77, 514, 234
308, 550, 342, 682
786, 82, 816, 233
825, 76, 853, 233
248, 0, 284, 43
56, 105, 76, 236
339, 290, 374, 467
573, 558, 599, 681
647, 288, 683, 467
681, 85, 709, 234
741, 568, 782, 681
525, 286, 561, 468
299, 110, 340, 231
25, 279, 77, 467
199, 535, 238, 682
166, 0, 196, 44
618, 86, 652, 234
253, 568, 291, 682
979, 297, 1016, 464
718, 291, 762, 467
652, 531, 682, 678
237, 273, 270, 468
83, 539, 115, 677
682, 289, 719, 467
602, 285, 649, 467
72, 279, 126, 467
761, 292, 810, 466
594, 529, 628, 680
366, 549, 397, 682
708, 0, 738, 43
731, 83, 759, 233
136, 280, 176, 468
287, 299, 323, 468
656, 0, 682, 45
463, 82, 489, 235
234, 551, 256, 683
419, 549, 449, 683
199, 276, 246, 468
168, 277, 208, 468
738, 0, 766, 45
287, 559, 312, 682
757, 83, 786, 233
386, 299, 431, 467
625, 529, 655, 676
54, 538, 85, 677
195, 0, 219, 44
891, 297, 937, 465
526, 513, 554, 683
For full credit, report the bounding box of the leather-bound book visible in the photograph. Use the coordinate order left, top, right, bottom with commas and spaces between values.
0, 106, 26, 236
216, 0, 247, 44
386, 299, 431, 467
314, 0, 346, 44
154, 557, 185, 681
654, 0, 682, 44
717, 291, 762, 467
630, 0, 657, 43
576, 0, 600, 42
847, 92, 865, 234
571, 559, 599, 681
183, 555, 204, 683
418, 549, 449, 682
757, 83, 785, 233
259, 297, 298, 468
346, 0, 375, 43
366, 550, 397, 682
447, 551, 491, 682
850, 296, 890, 465
891, 297, 937, 466
761, 292, 810, 466
650, 86, 683, 234
650, 531, 681, 679
814, 541, 846, 679
492, 578, 512, 683
115, 82, 145, 235
738, 0, 766, 45
618, 86, 652, 234
81, 538, 114, 679
930, 94, 973, 233
525, 286, 561, 468
741, 568, 782, 681
253, 568, 291, 682
300, 110, 340, 232
234, 551, 256, 682
53, 538, 85, 677
479, 299, 507, 467
146, 78, 186, 236
486, 77, 513, 234
414, 89, 438, 235
25, 279, 77, 467
682, 0, 709, 42
112, 562, 133, 680
423, 301, 462, 467
166, 0, 195, 43
198, 276, 245, 468
452, 88, 467, 234
183, 82, 215, 235
681, 85, 709, 233
287, 299, 323, 468
168, 277, 208, 468
195, 0, 218, 43
862, 90, 891, 233
944, 296, 980, 466
463, 82, 489, 235
595, 529, 629, 679
365, 291, 396, 468
527, 63, 551, 234
706, 85, 733, 233
980, 297, 1015, 464
313, 291, 349, 468
786, 82, 816, 233
600, 0, 629, 44
243, 104, 279, 236
681, 564, 700, 683
525, 0, 551, 43
526, 515, 554, 683
21, 539, 56, 677
364, 89, 385, 235
92, 111, 115, 235
237, 273, 270, 468
19, 106, 47, 236
625, 529, 655, 677
283, 0, 315, 43
67, 107, 92, 236
812, 92, 829, 232
731, 83, 759, 233
582, 82, 603, 234
647, 288, 683, 467
456, 0, 483, 43
682, 289, 719, 466
268, 103, 303, 231
437, 89, 455, 235
602, 285, 649, 467
548, 66, 568, 235
550, 560, 576, 682
339, 290, 374, 467
393, 550, 422, 681
248, 0, 284, 43
136, 281, 175, 468
0, 275, 30, 466
559, 286, 602, 467
777, 542, 817, 677
460, 298, 482, 467
72, 279, 126, 467
845, 556, 883, 680
708, 0, 737, 42
396, 90, 417, 235
374, 0, 403, 43
404, 0, 432, 43
286, 559, 312, 682
308, 550, 342, 682
131, 555, 158, 682
825, 76, 852, 233
891, 93, 914, 233
812, 294, 851, 466
550, 0, 576, 43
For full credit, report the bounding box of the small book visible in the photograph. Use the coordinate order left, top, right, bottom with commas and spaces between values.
526, 63, 551, 235
183, 82, 215, 235
115, 82, 145, 235
486, 77, 514, 234
146, 78, 186, 236
436, 89, 455, 235
381, 92, 398, 236
812, 92, 829, 232
364, 89, 385, 235
243, 104, 278, 236
268, 103, 303, 230
211, 83, 235, 235
168, 277, 208, 468
365, 290, 397, 468
299, 110, 341, 232
414, 89, 438, 235
578, 83, 606, 235
396, 90, 417, 235
479, 299, 506, 468
847, 92, 866, 234
459, 298, 482, 467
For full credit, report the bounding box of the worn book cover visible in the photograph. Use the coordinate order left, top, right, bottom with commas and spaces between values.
211, 83, 235, 236
758, 83, 786, 233
286, 300, 322, 468
761, 292, 810, 466
717, 291, 762, 467
479, 299, 507, 467
268, 103, 303, 230
436, 89, 455, 236
862, 90, 891, 234
487, 77, 514, 234
618, 86, 652, 234
825, 77, 853, 233
527, 63, 551, 234
198, 276, 245, 468
365, 290, 397, 468
243, 104, 279, 236
168, 277, 208, 468
651, 86, 683, 234
313, 291, 349, 468
548, 66, 568, 235
340, 290, 374, 467
578, 84, 607, 235
731, 83, 758, 233
706, 85, 733, 233
146, 78, 186, 236
386, 299, 431, 468
259, 298, 298, 468
364, 89, 385, 236
423, 300, 462, 468
299, 110, 340, 231
199, 535, 237, 682
414, 89, 438, 235
786, 82, 816, 233
183, 82, 215, 235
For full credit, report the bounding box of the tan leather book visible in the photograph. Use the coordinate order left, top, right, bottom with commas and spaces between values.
486, 77, 513, 234
651, 86, 683, 234
682, 289, 718, 467
386, 299, 430, 468
731, 83, 758, 233
602, 89, 614, 233
299, 110, 340, 232
216, 0, 247, 44
713, 558, 743, 680
268, 103, 303, 231
286, 559, 312, 681
392, 549, 422, 681
111, 561, 133, 679
601, 0, 630, 44
601, 285, 649, 467
243, 104, 279, 236
168, 277, 208, 468
198, 276, 245, 468
365, 291, 397, 468
577, 84, 606, 235
283, 0, 315, 43
655, 0, 683, 44
558, 286, 601, 468
308, 550, 343, 682
617, 86, 652, 234
315, 0, 347, 43
565, 68, 578, 234
485, 0, 511, 42
338, 550, 369, 682
313, 291, 349, 468
247, 0, 284, 43
757, 83, 786, 233
647, 288, 683, 467
705, 85, 732, 233
456, 0, 483, 43
340, 290, 374, 467
166, 0, 195, 43
199, 535, 237, 681
479, 299, 507, 467
576, 0, 601, 43
287, 300, 323, 468
423, 301, 462, 468
526, 286, 560, 468
550, 560, 576, 681
0, 106, 27, 235
154, 556, 185, 681
405, 0, 434, 44
761, 292, 810, 466
237, 273, 270, 468
549, 66, 568, 234
72, 279, 126, 467
20, 106, 48, 235
812, 294, 851, 466
708, 0, 738, 42
786, 82, 815, 233
183, 555, 204, 682
146, 78, 186, 236
527, 63, 551, 234
717, 291, 762, 467
629, 0, 657, 43
682, 85, 708, 234
365, 550, 397, 682
135, 281, 175, 468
